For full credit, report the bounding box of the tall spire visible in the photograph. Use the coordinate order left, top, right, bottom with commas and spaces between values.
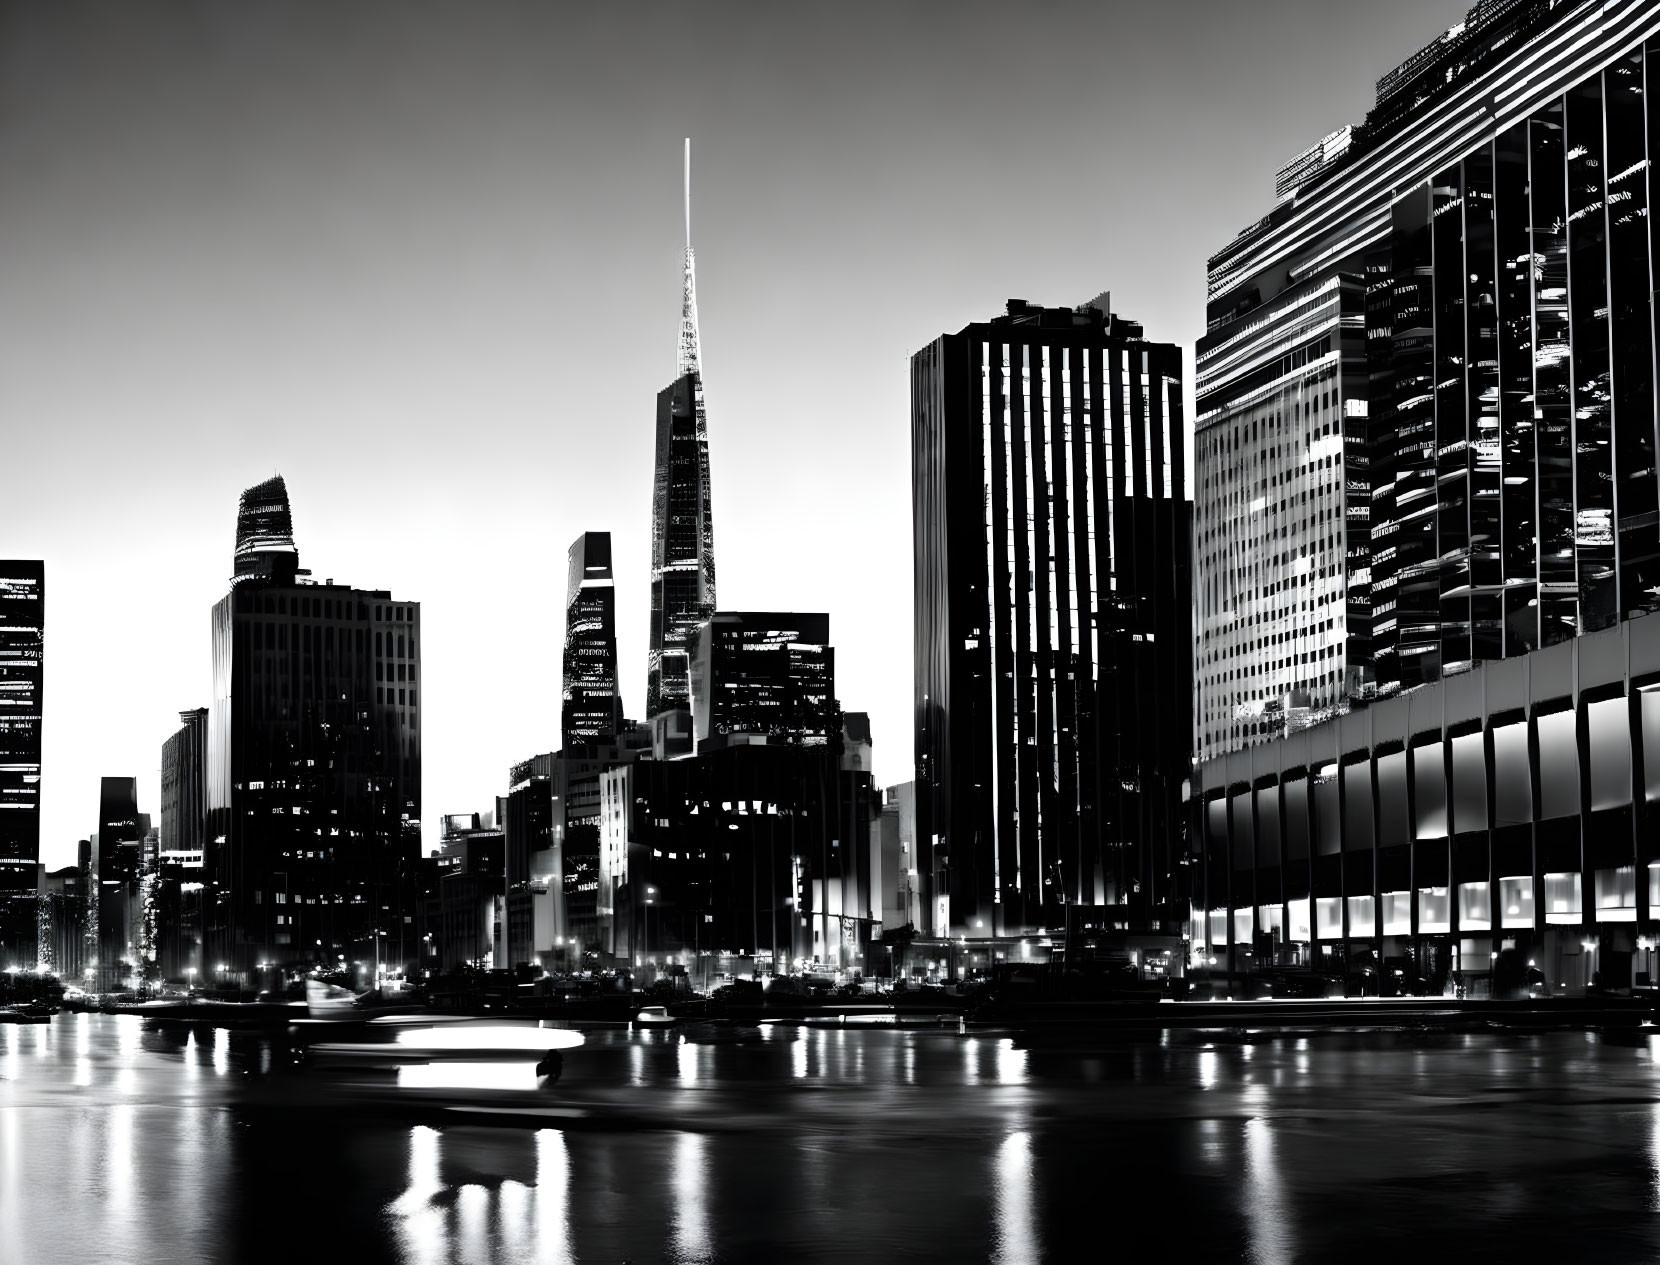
678, 137, 701, 379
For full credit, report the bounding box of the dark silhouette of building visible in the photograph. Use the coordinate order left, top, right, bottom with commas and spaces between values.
423, 818, 504, 972
156, 708, 209, 983
1190, 0, 1660, 992
503, 755, 555, 970
0, 561, 44, 897
598, 735, 875, 978
562, 533, 622, 745
647, 141, 717, 723
0, 561, 43, 965
912, 297, 1192, 942
206, 475, 421, 981
95, 776, 142, 989
688, 612, 835, 753
38, 864, 87, 982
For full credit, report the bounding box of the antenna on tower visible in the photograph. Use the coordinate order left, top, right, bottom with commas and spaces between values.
684, 137, 692, 251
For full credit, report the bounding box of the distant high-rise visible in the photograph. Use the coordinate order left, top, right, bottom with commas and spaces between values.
562, 533, 622, 746
95, 776, 141, 988
206, 474, 421, 977
647, 139, 717, 720
157, 708, 209, 982
0, 561, 44, 895
912, 298, 1192, 941
161, 709, 209, 865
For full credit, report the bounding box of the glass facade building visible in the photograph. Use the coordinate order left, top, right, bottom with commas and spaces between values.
206, 476, 422, 976
647, 190, 717, 721
1195, 0, 1660, 758
562, 532, 622, 746
0, 561, 43, 895
912, 298, 1191, 940
1191, 0, 1660, 990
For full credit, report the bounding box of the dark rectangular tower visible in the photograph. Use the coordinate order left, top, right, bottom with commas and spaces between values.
95, 775, 141, 988
562, 533, 622, 745
912, 298, 1192, 941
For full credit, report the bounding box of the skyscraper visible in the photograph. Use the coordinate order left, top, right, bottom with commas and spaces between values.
95, 776, 141, 989
562, 532, 622, 746
1195, 0, 1660, 759
0, 561, 44, 897
206, 475, 422, 977
157, 708, 209, 982
647, 140, 717, 721
1189, 0, 1660, 990
912, 297, 1192, 942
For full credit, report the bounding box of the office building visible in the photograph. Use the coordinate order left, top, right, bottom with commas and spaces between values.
562, 533, 623, 746
597, 737, 875, 978
1190, 0, 1660, 990
37, 864, 87, 982
0, 561, 43, 897
95, 777, 142, 989
911, 297, 1192, 943
156, 708, 209, 982
206, 474, 422, 978
688, 612, 835, 753
647, 142, 717, 722
503, 755, 554, 969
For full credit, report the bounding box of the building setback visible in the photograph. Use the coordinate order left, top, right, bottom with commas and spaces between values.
205, 475, 422, 978
912, 297, 1191, 942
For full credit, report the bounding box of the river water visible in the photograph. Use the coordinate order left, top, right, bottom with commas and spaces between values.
3, 1014, 1660, 1263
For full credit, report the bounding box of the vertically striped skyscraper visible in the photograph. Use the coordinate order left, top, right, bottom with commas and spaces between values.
647, 140, 717, 721
911, 298, 1191, 941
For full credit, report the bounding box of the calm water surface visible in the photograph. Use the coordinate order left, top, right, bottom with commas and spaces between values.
3, 1014, 1660, 1263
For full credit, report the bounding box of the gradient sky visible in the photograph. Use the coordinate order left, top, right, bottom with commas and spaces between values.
1, 0, 1472, 868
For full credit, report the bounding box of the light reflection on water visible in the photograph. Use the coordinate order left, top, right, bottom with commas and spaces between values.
1243, 1115, 1291, 1265
669, 1131, 712, 1264
1, 1018, 1659, 1261
535, 1128, 574, 1265
991, 1131, 1038, 1265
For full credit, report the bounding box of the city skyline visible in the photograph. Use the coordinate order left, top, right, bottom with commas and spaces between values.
0, 0, 1473, 869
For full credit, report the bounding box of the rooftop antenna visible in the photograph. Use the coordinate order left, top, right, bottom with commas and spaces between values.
684, 137, 692, 252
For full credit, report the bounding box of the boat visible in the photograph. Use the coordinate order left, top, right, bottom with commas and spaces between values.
632, 1005, 679, 1029
302, 1021, 587, 1083
0, 1005, 52, 1025
680, 1020, 767, 1045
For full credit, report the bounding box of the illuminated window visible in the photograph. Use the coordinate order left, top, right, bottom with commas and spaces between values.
1499, 876, 1534, 929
